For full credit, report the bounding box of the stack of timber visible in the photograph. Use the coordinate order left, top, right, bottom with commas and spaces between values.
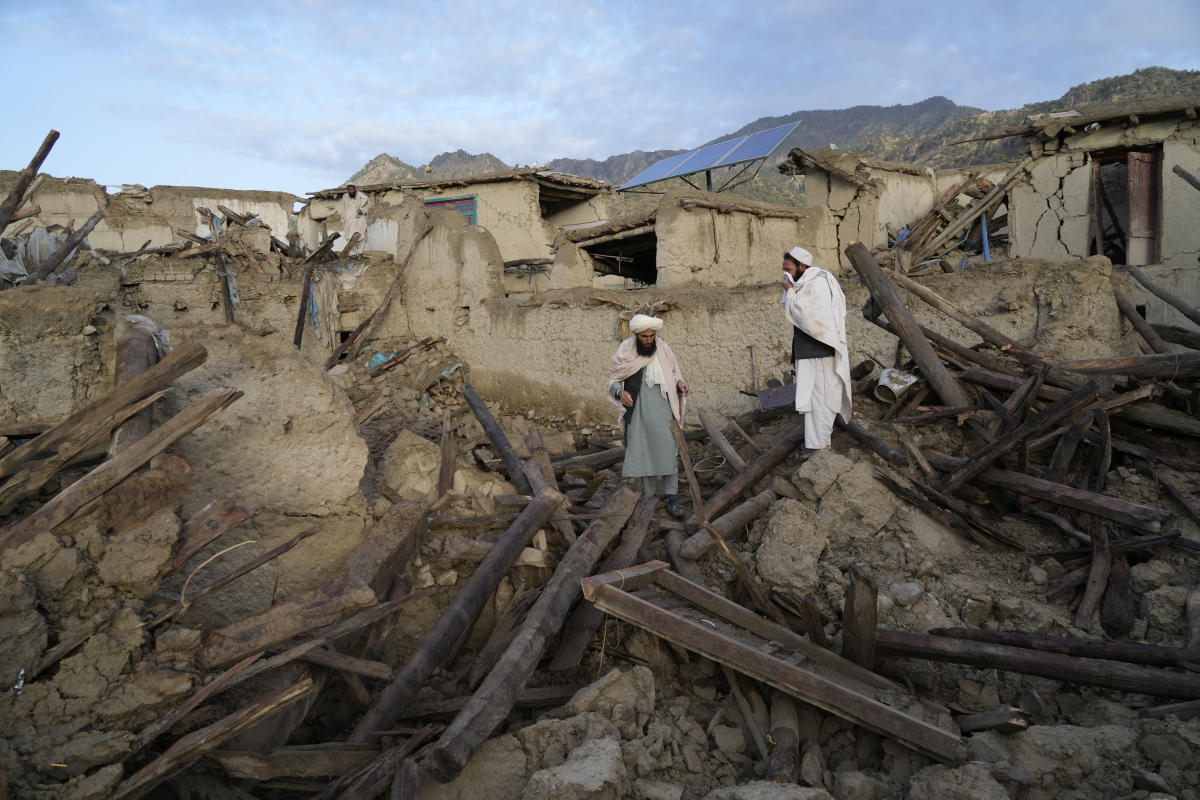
837, 241, 1200, 717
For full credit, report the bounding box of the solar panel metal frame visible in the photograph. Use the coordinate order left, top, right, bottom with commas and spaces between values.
619, 121, 801, 190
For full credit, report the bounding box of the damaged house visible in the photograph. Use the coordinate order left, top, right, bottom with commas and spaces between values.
2, 97, 1200, 800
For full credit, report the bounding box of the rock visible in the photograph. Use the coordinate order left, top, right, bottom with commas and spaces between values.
381, 429, 515, 510
966, 734, 1007, 763
1130, 559, 1178, 593
799, 742, 827, 788
1140, 732, 1192, 768
517, 713, 620, 772
961, 596, 992, 626
634, 779, 685, 800
95, 508, 178, 598
1143, 586, 1188, 637
832, 770, 882, 800
702, 781, 834, 799
566, 666, 655, 719
1132, 767, 1172, 793
907, 763, 1009, 800
1003, 724, 1138, 793
756, 499, 826, 597
894, 508, 966, 563
523, 738, 629, 800
421, 734, 527, 800
817, 461, 902, 542
711, 724, 746, 757
792, 450, 855, 501
890, 580, 924, 607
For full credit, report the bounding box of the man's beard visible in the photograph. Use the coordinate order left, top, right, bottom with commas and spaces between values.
635, 338, 657, 357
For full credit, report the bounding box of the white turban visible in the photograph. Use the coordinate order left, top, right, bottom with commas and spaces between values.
629, 314, 663, 334
786, 246, 814, 266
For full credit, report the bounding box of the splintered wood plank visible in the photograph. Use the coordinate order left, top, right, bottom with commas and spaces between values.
583, 562, 965, 764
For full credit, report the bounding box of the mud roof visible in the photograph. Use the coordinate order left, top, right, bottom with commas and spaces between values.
777, 147, 935, 194
969, 91, 1200, 144
310, 168, 613, 199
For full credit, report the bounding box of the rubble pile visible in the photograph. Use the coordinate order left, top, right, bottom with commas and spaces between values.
2, 129, 1200, 800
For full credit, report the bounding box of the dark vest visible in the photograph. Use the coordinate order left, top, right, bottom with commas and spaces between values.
619, 368, 645, 447
792, 325, 834, 361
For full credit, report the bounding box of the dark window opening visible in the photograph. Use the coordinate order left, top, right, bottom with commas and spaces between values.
425, 195, 477, 225
583, 231, 657, 286
1091, 146, 1160, 266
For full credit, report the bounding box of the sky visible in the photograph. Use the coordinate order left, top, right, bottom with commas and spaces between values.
2, 0, 1198, 197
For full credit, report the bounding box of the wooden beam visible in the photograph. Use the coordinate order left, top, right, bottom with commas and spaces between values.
349, 486, 564, 743
846, 243, 970, 409
842, 564, 878, 669
424, 487, 639, 781
938, 380, 1101, 491
461, 380, 533, 495
0, 129, 58, 232
877, 629, 1200, 698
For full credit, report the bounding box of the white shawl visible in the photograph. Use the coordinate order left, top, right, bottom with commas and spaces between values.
783, 266, 853, 422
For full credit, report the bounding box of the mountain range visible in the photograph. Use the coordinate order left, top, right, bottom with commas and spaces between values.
348, 66, 1200, 207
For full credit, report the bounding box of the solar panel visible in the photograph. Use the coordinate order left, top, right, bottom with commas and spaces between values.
619, 121, 801, 190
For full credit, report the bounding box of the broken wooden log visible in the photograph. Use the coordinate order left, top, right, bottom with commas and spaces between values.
293, 263, 316, 348
350, 486, 565, 742
938, 380, 1101, 491
583, 562, 967, 763
1101, 554, 1136, 638
461, 380, 533, 495
0, 388, 168, 516
550, 492, 658, 671
700, 410, 746, 472
198, 573, 378, 670
114, 676, 316, 799
842, 564, 878, 669
688, 422, 805, 526
22, 209, 104, 285
665, 529, 706, 585
955, 707, 1029, 734
679, 487, 776, 559
846, 242, 970, 409
923, 448, 1170, 533
959, 366, 1200, 439
1, 387, 241, 550
838, 419, 909, 467
876, 628, 1200, 698
424, 486, 639, 781
925, 629, 1200, 669
0, 341, 207, 481
438, 411, 456, 498
172, 493, 250, 569
1052, 351, 1200, 380
0, 129, 58, 233
1073, 518, 1111, 629
910, 157, 1031, 263
669, 418, 705, 519
1114, 285, 1171, 354
1152, 323, 1200, 350
1127, 264, 1200, 329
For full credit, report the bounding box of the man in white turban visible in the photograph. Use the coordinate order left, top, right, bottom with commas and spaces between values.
781, 246, 851, 449
340, 183, 369, 255
607, 314, 690, 517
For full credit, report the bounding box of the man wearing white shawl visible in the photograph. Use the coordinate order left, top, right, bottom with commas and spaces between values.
340, 184, 368, 255
607, 314, 690, 517
781, 246, 852, 449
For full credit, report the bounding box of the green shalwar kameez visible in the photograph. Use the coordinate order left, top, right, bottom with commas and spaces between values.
617, 370, 679, 496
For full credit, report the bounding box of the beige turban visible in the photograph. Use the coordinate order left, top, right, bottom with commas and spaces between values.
629, 314, 663, 333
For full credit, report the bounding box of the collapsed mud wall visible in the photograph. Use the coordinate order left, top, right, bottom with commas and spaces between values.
0, 172, 297, 253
